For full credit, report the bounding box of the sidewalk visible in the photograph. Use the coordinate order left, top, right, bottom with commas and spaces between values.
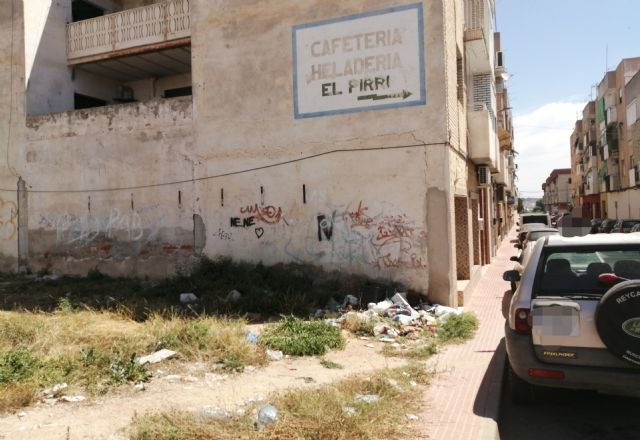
414, 228, 517, 440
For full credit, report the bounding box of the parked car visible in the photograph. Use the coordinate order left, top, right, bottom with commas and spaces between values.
520, 228, 560, 250
516, 223, 547, 246
589, 218, 603, 234
610, 219, 640, 233
502, 234, 640, 403
508, 228, 560, 294
598, 218, 617, 233
520, 212, 551, 228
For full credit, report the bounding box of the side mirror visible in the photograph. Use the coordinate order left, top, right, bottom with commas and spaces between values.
510, 256, 520, 262
503, 270, 521, 282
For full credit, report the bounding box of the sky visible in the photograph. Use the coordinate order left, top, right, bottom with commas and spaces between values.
494, 0, 640, 198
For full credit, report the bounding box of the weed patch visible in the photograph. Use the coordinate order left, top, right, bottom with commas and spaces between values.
340, 314, 377, 336
437, 312, 479, 343
130, 365, 432, 440
259, 317, 345, 356
0, 311, 264, 412
0, 349, 40, 384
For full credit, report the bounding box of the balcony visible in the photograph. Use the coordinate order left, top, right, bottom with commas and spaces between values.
464, 28, 492, 74
468, 109, 497, 169
464, 0, 493, 73
67, 0, 190, 65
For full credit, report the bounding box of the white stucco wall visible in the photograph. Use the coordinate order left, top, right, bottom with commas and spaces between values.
1, 0, 465, 304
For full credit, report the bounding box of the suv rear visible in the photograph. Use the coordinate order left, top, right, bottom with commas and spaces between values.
520, 212, 551, 228
503, 234, 640, 402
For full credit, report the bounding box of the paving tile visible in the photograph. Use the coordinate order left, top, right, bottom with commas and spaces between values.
414, 228, 517, 440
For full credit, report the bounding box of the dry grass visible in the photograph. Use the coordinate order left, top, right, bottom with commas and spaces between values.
0, 308, 265, 413
130, 364, 433, 440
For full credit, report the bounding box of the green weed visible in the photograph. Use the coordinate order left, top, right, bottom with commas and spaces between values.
259, 316, 345, 356
0, 349, 40, 384
437, 312, 479, 343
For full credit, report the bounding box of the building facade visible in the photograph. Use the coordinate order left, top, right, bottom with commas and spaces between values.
542, 168, 571, 215
0, 0, 514, 306
570, 58, 640, 221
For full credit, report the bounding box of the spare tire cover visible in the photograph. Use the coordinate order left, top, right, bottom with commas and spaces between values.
596, 280, 640, 366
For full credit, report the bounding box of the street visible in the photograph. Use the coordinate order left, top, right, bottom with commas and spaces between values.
498, 370, 640, 440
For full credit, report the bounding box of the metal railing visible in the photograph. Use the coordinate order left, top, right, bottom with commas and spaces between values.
67, 0, 190, 62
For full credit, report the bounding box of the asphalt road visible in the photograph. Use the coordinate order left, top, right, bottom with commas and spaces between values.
498, 378, 640, 440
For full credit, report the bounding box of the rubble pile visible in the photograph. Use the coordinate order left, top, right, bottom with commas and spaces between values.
318, 292, 462, 342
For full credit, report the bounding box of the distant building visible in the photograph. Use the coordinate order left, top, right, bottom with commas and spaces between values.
542, 169, 571, 214
570, 57, 640, 220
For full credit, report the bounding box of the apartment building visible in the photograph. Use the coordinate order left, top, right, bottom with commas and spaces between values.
570, 58, 640, 220
0, 0, 513, 306
570, 101, 599, 218
542, 168, 571, 215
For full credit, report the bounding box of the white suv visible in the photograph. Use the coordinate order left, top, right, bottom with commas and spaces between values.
503, 233, 640, 402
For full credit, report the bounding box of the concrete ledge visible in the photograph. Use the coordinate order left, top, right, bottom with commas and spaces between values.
456, 264, 486, 306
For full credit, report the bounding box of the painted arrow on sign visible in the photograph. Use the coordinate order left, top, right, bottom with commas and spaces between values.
357, 90, 413, 101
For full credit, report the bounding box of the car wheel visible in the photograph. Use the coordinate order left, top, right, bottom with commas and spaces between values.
595, 280, 640, 366
507, 361, 536, 404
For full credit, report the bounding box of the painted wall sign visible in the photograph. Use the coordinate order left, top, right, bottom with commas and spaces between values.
292, 3, 426, 119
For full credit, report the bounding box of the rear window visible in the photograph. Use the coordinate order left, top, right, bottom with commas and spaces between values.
535, 248, 640, 297
528, 231, 558, 241
522, 215, 548, 225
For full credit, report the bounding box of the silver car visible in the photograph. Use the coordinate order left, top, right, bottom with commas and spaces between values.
502, 233, 640, 402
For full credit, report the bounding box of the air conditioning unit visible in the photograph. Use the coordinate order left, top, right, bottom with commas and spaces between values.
478, 165, 491, 186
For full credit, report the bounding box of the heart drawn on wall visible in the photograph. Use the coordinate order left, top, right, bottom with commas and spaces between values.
255, 227, 264, 239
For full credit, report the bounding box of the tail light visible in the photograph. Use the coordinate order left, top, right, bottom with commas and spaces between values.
514, 308, 532, 334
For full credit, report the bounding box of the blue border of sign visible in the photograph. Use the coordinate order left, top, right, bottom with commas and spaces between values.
292, 2, 426, 119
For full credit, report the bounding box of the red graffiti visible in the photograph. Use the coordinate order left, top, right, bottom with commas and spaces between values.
346, 201, 374, 228
240, 204, 286, 225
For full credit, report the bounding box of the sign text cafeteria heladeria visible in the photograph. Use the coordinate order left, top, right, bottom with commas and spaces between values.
292, 3, 426, 119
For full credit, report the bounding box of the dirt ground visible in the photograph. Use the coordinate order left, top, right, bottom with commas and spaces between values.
0, 334, 412, 440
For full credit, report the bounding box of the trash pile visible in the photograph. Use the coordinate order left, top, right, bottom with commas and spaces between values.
317, 292, 463, 341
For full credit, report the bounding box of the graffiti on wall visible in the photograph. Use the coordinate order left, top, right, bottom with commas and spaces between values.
229, 204, 288, 239
286, 200, 426, 270
0, 199, 18, 240
39, 208, 166, 246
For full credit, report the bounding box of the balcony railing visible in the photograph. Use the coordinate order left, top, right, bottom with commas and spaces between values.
67, 0, 190, 63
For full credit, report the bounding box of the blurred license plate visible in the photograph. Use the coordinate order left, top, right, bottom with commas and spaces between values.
532, 302, 580, 337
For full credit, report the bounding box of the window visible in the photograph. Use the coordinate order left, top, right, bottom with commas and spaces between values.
74, 93, 106, 110
164, 86, 193, 98
536, 248, 640, 296
72, 0, 104, 22
456, 50, 464, 104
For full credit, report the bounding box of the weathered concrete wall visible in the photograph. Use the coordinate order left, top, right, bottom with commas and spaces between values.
2, 0, 465, 302
19, 97, 196, 277
24, 0, 73, 116
0, 0, 22, 269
